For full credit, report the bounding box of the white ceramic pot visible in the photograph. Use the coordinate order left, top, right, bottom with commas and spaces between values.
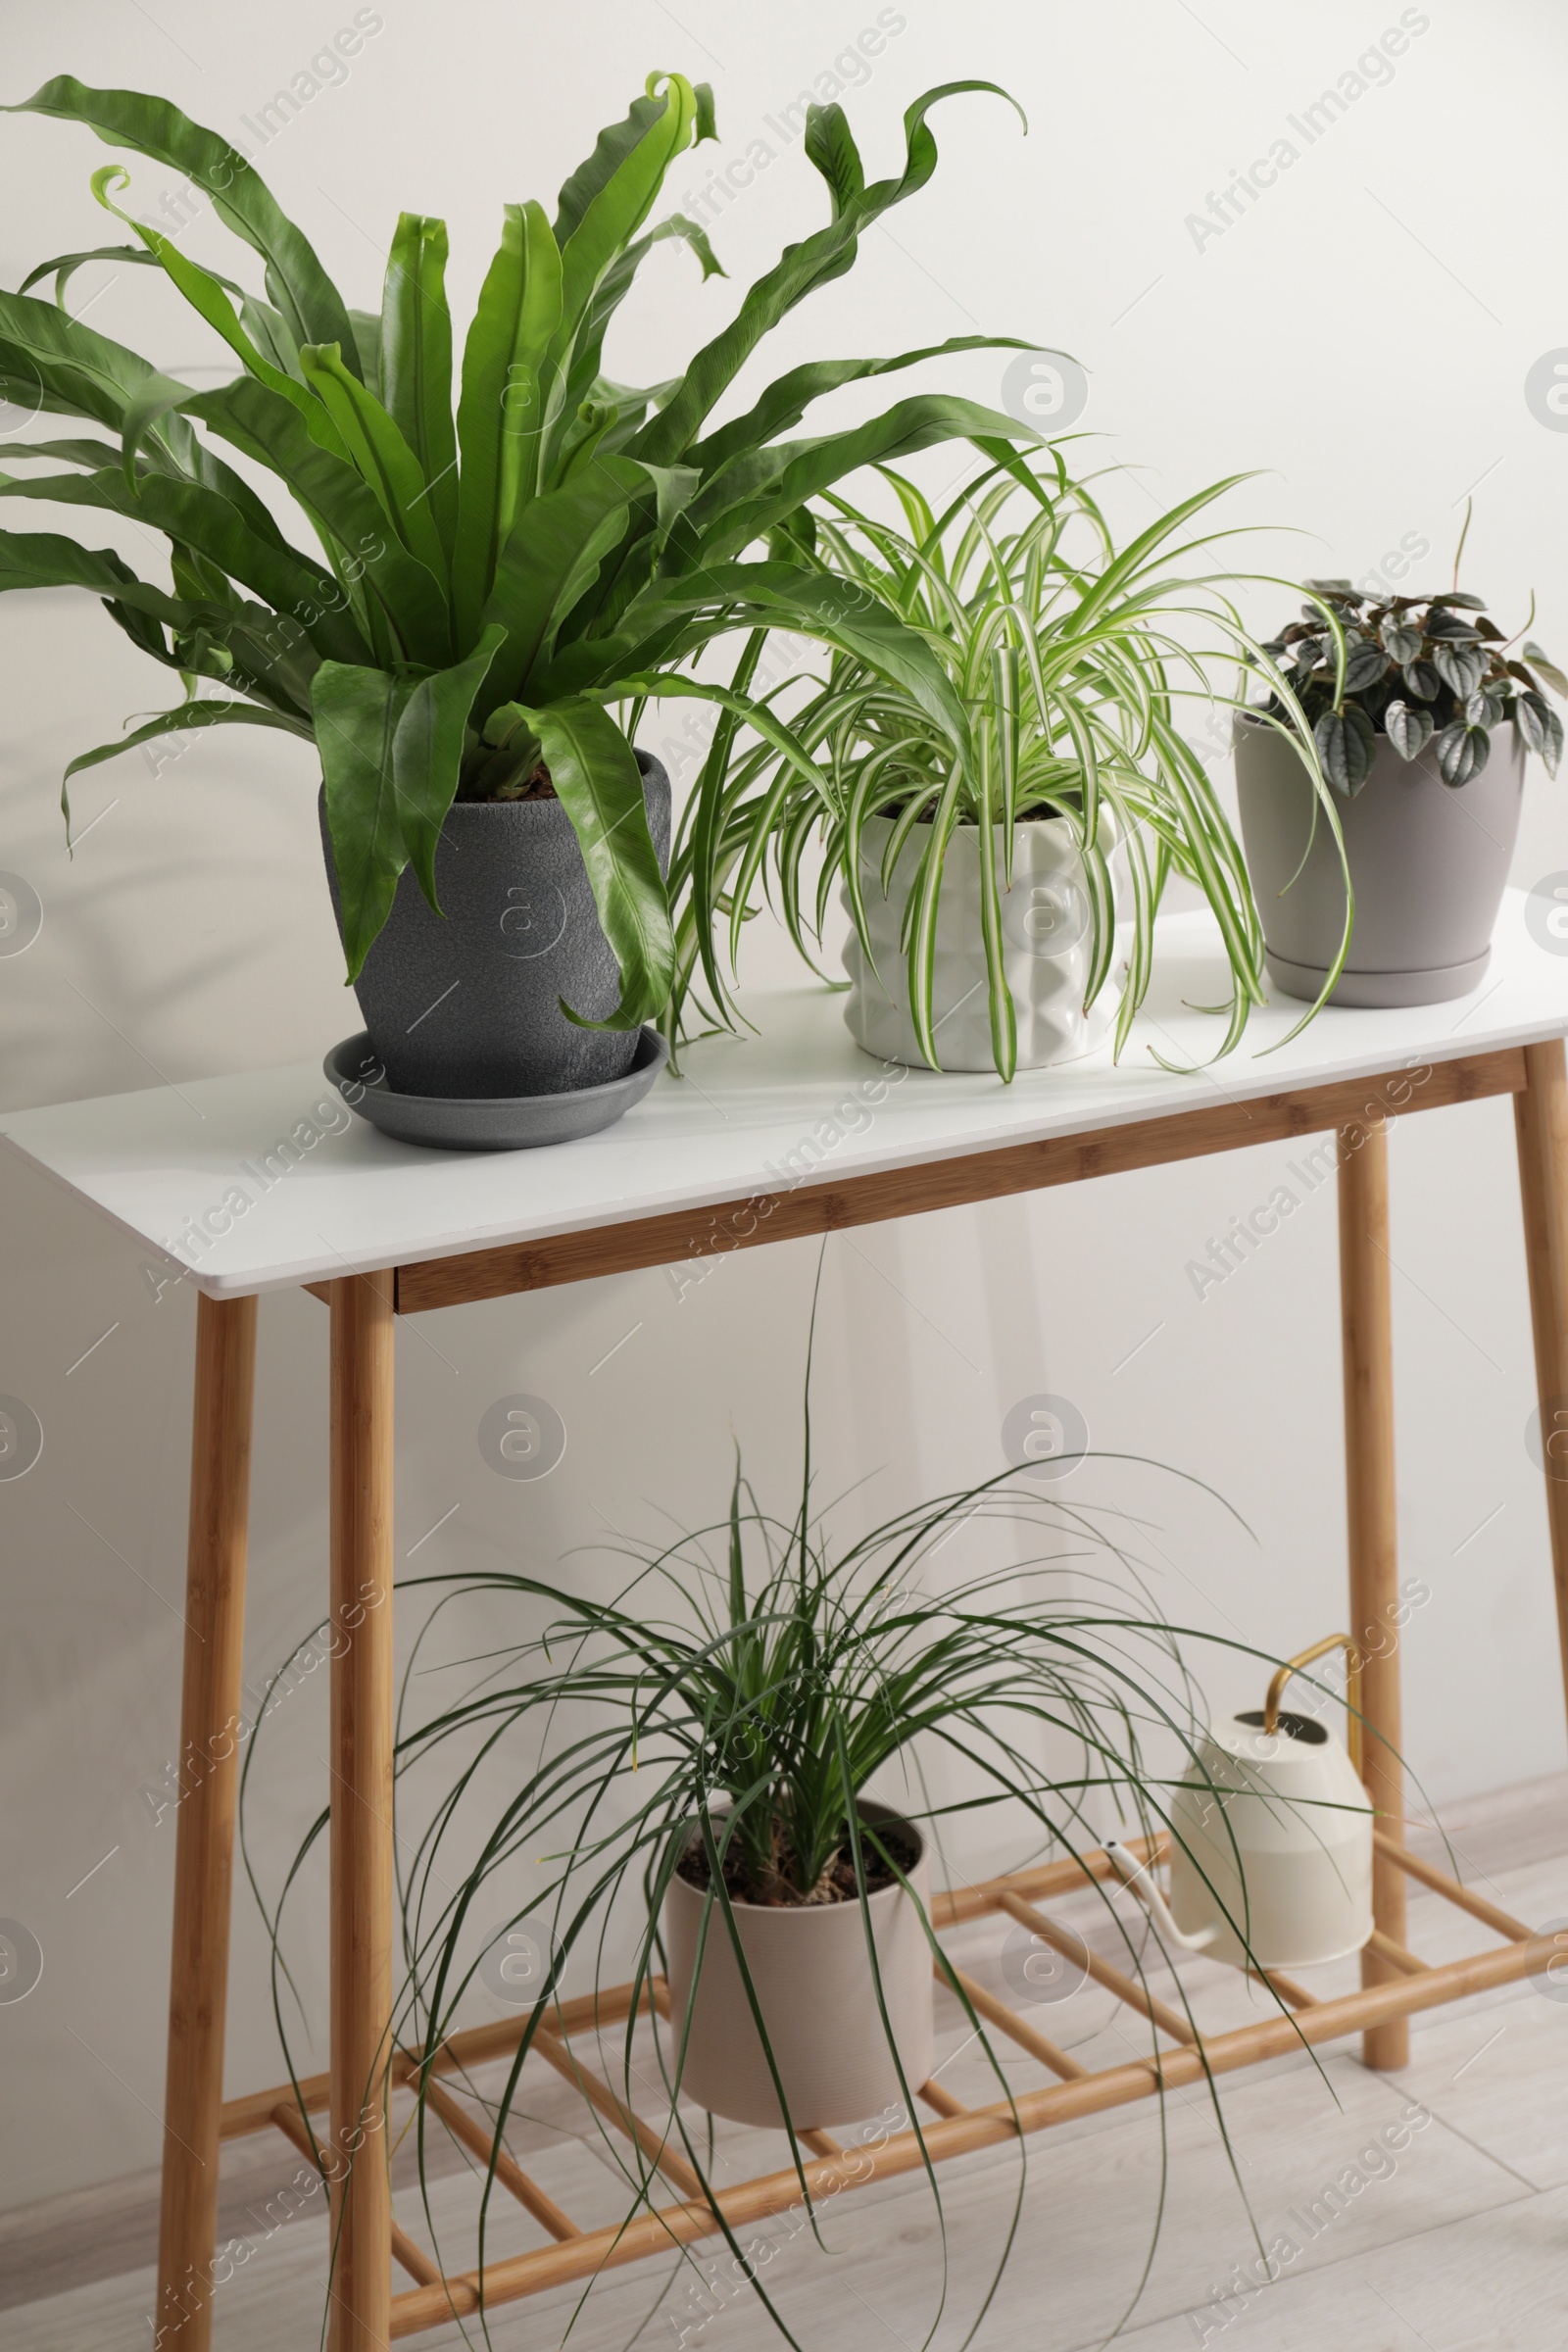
1165, 1709, 1373, 1972
662, 1804, 933, 2129
840, 811, 1124, 1072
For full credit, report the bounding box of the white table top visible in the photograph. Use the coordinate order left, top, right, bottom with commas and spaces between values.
5, 896, 1564, 1299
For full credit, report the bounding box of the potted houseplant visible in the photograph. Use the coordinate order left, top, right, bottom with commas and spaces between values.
1237, 562, 1566, 1005
244, 1324, 1288, 2338
666, 452, 1333, 1080
0, 73, 1037, 1132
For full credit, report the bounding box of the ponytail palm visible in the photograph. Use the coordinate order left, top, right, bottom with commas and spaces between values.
0, 72, 1034, 1023
243, 1329, 1265, 2343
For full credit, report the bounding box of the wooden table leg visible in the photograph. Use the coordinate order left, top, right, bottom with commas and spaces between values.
1513, 1038, 1568, 1721
155, 1294, 259, 2350
327, 1271, 396, 2352
1338, 1120, 1408, 2071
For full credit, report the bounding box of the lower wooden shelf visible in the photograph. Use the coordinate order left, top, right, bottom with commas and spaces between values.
219, 1834, 1557, 2339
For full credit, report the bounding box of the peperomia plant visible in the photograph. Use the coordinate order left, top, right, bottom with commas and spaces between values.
1258, 576, 1567, 796
0, 73, 1035, 1025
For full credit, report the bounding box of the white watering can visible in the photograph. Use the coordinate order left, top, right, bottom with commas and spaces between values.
1106, 1636, 1374, 1974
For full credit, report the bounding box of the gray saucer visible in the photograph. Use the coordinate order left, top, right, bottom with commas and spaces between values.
324, 1027, 667, 1152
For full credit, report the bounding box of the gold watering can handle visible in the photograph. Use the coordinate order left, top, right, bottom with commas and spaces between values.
1263, 1634, 1364, 1777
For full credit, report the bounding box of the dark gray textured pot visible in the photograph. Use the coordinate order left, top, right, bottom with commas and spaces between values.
1234, 713, 1525, 1007
320, 751, 671, 1098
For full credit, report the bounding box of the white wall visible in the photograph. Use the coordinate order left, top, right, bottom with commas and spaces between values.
2, 0, 1566, 2212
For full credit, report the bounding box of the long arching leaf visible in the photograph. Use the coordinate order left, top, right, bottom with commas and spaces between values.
6, 77, 363, 368
61, 698, 310, 822
452, 200, 563, 643
971, 721, 1016, 1080
631, 82, 1024, 466
299, 341, 451, 591
511, 695, 672, 1028
393, 623, 507, 908
178, 375, 452, 664
315, 660, 424, 979
0, 522, 205, 624
686, 339, 1034, 476
553, 76, 713, 247
479, 457, 643, 704
689, 394, 1040, 562
546, 74, 703, 414
557, 212, 724, 432
0, 287, 203, 466
89, 165, 338, 451
380, 214, 458, 560
0, 464, 368, 662
615, 562, 973, 760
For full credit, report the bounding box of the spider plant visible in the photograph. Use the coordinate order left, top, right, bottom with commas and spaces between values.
668, 451, 1345, 1076
0, 73, 1036, 1025
242, 1310, 1299, 2347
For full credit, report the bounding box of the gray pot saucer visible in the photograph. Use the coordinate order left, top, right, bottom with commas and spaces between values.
1260, 945, 1492, 1008
324, 1027, 667, 1152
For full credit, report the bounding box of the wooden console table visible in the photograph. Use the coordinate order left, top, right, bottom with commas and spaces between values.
6, 900, 1568, 2350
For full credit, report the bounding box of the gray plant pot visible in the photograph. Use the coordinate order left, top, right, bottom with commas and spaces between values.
319, 752, 670, 1098
1233, 713, 1525, 1007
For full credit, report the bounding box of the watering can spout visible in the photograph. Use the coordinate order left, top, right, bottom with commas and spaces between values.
1104, 1839, 1219, 1952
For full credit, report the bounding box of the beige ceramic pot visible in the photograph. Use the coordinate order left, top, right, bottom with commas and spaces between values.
662, 1802, 933, 2129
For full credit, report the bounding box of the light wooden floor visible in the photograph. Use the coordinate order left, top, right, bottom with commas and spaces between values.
8, 1772, 1567, 2351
